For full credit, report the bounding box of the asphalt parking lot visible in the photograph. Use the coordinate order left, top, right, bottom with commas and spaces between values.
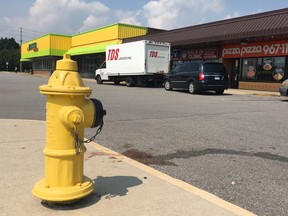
85, 81, 287, 216
1, 72, 287, 216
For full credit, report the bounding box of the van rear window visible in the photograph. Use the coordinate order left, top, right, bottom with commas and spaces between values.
180, 63, 199, 72
203, 64, 226, 73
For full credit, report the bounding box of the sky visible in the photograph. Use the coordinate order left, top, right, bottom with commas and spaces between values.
0, 0, 287, 44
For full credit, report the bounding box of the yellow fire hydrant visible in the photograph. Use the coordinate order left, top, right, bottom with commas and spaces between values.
33, 54, 105, 202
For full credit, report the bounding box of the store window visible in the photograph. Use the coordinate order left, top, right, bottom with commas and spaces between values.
81, 55, 101, 75
271, 57, 285, 81
34, 58, 52, 70
241, 58, 258, 80
241, 57, 286, 82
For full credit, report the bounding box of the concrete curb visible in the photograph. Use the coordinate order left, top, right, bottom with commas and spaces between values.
225, 89, 280, 97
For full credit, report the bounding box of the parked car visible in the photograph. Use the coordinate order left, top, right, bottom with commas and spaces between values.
279, 79, 288, 96
164, 62, 229, 94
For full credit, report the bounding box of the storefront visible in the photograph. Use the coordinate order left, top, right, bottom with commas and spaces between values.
21, 8, 288, 90
21, 23, 155, 77
123, 8, 288, 91
222, 40, 288, 91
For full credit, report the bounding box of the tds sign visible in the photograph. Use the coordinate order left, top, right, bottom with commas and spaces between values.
107, 48, 119, 60
149, 51, 158, 57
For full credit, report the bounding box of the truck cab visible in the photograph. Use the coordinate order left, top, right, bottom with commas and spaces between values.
95, 62, 107, 84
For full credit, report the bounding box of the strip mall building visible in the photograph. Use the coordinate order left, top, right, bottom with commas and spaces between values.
21, 8, 288, 91
21, 23, 163, 78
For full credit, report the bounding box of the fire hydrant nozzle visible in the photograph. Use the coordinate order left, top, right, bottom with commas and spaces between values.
59, 106, 84, 129
33, 54, 105, 202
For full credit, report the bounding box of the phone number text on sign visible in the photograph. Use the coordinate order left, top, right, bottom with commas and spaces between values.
222, 41, 288, 58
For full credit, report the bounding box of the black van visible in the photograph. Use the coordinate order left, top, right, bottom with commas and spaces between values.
164, 62, 229, 94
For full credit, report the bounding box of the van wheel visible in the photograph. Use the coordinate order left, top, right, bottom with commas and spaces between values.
164, 80, 172, 91
188, 82, 197, 94
96, 75, 103, 84
215, 89, 224, 95
126, 77, 135, 87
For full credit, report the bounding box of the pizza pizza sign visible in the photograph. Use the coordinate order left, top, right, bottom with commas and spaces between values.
222, 40, 288, 58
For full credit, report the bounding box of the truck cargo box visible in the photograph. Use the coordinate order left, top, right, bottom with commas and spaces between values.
95, 40, 170, 86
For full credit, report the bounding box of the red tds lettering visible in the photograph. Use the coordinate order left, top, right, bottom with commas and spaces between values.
150, 51, 158, 57
107, 49, 119, 60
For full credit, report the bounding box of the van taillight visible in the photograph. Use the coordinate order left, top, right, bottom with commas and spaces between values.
199, 72, 205, 81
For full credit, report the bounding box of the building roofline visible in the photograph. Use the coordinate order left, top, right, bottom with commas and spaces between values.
22, 34, 71, 44
124, 7, 288, 45
72, 23, 148, 37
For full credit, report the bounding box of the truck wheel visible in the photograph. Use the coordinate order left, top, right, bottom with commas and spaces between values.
126, 77, 135, 87
188, 82, 197, 94
96, 75, 103, 84
114, 81, 120, 85
164, 80, 172, 91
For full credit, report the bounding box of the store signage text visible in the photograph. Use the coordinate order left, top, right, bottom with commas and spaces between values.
171, 47, 218, 60
222, 40, 288, 58
27, 42, 38, 52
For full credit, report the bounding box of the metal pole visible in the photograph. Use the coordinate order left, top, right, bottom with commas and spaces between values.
20, 27, 23, 72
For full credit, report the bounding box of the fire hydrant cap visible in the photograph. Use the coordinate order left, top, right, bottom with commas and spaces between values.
39, 54, 91, 95
56, 54, 78, 71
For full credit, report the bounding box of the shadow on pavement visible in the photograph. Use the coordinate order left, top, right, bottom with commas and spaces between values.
41, 176, 142, 210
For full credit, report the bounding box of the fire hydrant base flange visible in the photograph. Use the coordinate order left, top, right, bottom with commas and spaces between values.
32, 176, 94, 202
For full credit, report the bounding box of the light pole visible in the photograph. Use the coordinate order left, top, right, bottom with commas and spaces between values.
20, 27, 23, 72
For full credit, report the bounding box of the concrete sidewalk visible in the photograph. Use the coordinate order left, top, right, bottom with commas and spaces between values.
225, 88, 280, 97
0, 119, 256, 216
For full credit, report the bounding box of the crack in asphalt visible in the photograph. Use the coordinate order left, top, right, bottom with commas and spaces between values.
122, 148, 288, 166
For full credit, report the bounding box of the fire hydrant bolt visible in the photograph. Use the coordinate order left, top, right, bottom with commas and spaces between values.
73, 115, 82, 124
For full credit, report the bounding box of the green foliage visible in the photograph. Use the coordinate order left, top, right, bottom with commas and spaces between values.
0, 37, 20, 71
0, 38, 20, 50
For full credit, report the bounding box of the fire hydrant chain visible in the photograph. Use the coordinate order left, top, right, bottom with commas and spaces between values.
71, 124, 81, 155
71, 121, 104, 155
84, 121, 104, 143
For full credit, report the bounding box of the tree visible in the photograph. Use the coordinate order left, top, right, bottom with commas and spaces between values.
0, 37, 20, 71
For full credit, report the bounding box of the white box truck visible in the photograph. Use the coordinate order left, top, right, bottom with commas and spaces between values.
95, 40, 170, 87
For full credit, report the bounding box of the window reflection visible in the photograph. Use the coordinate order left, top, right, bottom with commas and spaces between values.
241, 57, 286, 82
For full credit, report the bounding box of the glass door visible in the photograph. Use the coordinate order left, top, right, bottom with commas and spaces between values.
230, 59, 240, 88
